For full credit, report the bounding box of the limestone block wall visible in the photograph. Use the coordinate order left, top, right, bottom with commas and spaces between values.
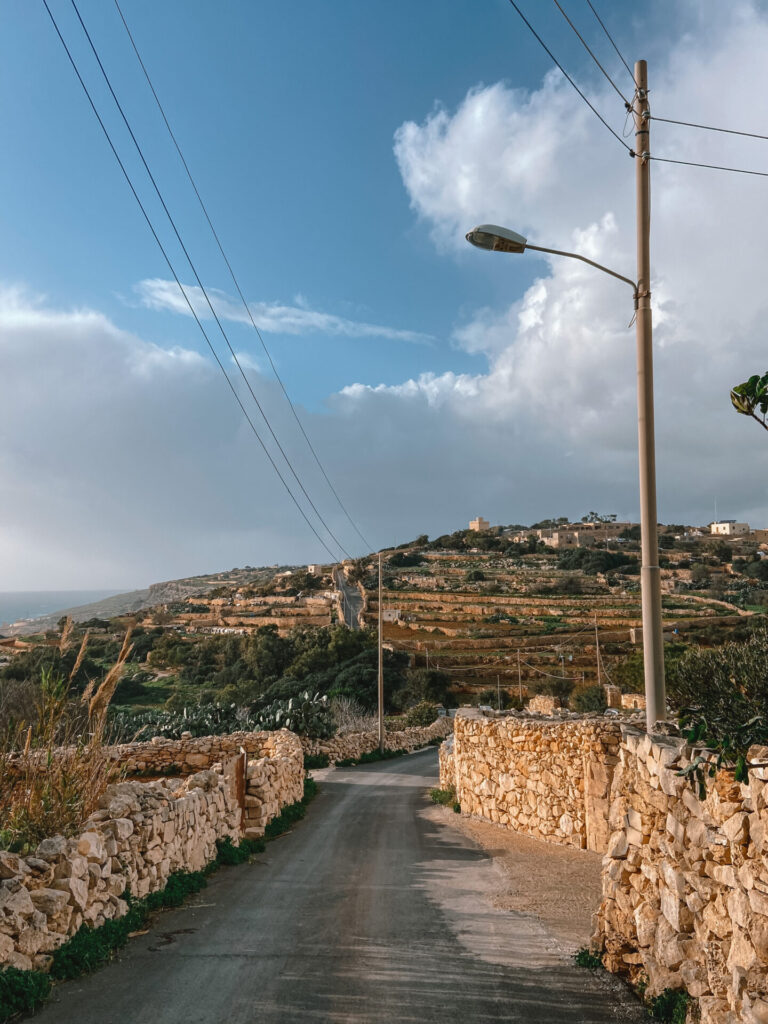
594, 727, 768, 1023
243, 730, 304, 838
0, 769, 240, 973
105, 728, 300, 776
300, 716, 453, 763
439, 711, 622, 851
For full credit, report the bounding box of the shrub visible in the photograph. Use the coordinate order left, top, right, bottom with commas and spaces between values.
0, 966, 51, 1022
648, 988, 689, 1023
215, 836, 265, 864
303, 753, 329, 770
404, 701, 439, 727
574, 947, 603, 969
264, 777, 318, 839
573, 685, 607, 713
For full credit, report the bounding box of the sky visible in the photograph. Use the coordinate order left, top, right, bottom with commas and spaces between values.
2, 0, 768, 589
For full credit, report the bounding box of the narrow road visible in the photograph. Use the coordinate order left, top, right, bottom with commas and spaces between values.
36, 750, 642, 1024
334, 569, 363, 630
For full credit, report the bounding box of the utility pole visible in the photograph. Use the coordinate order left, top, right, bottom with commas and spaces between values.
377, 552, 384, 752
517, 649, 522, 703
497, 674, 501, 712
595, 614, 601, 689
633, 59, 666, 730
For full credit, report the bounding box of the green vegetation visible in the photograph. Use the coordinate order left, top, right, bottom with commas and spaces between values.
557, 549, 638, 575
429, 786, 460, 813
334, 747, 409, 767
669, 630, 768, 792
303, 752, 330, 770
264, 777, 318, 838
648, 987, 689, 1023
731, 370, 768, 433
403, 701, 440, 727
0, 966, 51, 1022
573, 947, 603, 969
572, 685, 607, 713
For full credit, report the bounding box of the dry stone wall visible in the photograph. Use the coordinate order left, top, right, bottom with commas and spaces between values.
594, 727, 768, 1023
301, 715, 452, 763
0, 768, 239, 972
0, 728, 306, 975
440, 710, 622, 851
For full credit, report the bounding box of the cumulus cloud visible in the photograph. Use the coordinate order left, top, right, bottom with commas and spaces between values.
135, 278, 433, 345
350, 0, 768, 525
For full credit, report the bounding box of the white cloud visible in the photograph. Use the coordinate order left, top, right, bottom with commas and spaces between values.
135, 278, 433, 345
353, 0, 768, 526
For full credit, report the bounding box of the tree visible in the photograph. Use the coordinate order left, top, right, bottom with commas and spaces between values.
393, 667, 452, 709
573, 685, 607, 712
731, 372, 768, 433
464, 568, 485, 582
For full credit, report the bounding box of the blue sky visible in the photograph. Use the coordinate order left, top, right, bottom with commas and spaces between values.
2, 1, 767, 587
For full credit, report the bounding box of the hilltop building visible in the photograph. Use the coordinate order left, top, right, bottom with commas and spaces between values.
711, 521, 750, 536
469, 516, 490, 532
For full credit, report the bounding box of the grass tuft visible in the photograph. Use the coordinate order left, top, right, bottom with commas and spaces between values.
574, 947, 603, 970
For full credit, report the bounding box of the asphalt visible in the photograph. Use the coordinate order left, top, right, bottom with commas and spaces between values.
35, 749, 644, 1024
334, 571, 363, 630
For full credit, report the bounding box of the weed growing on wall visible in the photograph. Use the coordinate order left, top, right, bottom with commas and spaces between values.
429, 786, 460, 813
648, 988, 689, 1024
264, 777, 318, 839
303, 753, 330, 770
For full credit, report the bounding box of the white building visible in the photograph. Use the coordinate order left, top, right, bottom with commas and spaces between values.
711, 521, 750, 536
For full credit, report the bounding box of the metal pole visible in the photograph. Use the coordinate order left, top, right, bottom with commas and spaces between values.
378, 552, 384, 752
633, 60, 666, 729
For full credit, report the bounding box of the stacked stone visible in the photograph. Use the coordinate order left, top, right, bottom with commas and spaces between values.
526, 694, 562, 715
439, 710, 621, 852
594, 727, 768, 1023
106, 728, 293, 776
439, 734, 456, 793
300, 716, 453, 763
243, 730, 304, 839
0, 768, 239, 973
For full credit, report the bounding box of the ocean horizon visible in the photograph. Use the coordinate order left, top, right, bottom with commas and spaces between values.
0, 590, 123, 629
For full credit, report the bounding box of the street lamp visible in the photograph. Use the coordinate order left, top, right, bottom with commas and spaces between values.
466, 222, 665, 730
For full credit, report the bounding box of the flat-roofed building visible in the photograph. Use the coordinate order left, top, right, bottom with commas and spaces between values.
711, 520, 750, 536
469, 516, 490, 532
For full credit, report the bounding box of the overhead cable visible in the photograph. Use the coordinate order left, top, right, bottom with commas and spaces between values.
650, 155, 768, 179
552, 0, 630, 106
42, 0, 340, 562
113, 0, 373, 555
68, 0, 352, 560
584, 0, 635, 86
507, 0, 631, 152
651, 114, 768, 142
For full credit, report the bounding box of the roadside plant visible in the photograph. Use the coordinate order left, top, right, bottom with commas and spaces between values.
731, 371, 768, 433
573, 947, 603, 970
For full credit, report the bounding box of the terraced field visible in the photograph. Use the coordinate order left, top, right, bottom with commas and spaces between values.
360, 551, 750, 700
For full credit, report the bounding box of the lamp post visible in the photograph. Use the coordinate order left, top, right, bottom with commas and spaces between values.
466, 222, 665, 731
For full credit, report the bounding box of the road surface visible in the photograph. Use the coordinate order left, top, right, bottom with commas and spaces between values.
334, 569, 363, 630
36, 749, 642, 1024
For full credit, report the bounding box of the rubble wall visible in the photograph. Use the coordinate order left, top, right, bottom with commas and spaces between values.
594, 727, 768, 1023
300, 715, 453, 763
439, 711, 622, 851
0, 729, 305, 973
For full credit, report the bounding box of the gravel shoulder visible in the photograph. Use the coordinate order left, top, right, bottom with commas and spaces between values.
424, 803, 604, 955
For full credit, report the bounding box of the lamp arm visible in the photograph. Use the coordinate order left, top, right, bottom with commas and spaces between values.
525, 243, 638, 306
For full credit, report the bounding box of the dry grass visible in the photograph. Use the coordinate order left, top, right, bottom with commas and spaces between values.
329, 696, 379, 735
0, 621, 128, 852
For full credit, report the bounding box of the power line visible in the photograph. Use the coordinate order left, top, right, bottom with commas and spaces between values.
552, 0, 630, 106
650, 154, 768, 179
651, 114, 768, 142
113, 0, 373, 555
584, 0, 635, 86
67, 0, 353, 561
507, 0, 631, 152
42, 0, 340, 563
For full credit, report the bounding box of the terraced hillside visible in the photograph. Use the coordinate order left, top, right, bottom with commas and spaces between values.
357, 549, 754, 702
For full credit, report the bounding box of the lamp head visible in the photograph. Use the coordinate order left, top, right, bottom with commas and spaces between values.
465, 224, 527, 253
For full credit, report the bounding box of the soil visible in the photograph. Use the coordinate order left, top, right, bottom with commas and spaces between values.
425, 803, 603, 955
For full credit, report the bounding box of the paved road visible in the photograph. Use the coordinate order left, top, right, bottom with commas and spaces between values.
37, 750, 642, 1024
334, 569, 363, 630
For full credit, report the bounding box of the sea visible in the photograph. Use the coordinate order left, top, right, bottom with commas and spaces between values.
0, 591, 122, 629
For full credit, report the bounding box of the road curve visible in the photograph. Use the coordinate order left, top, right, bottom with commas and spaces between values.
334, 569, 363, 630
35, 749, 642, 1024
